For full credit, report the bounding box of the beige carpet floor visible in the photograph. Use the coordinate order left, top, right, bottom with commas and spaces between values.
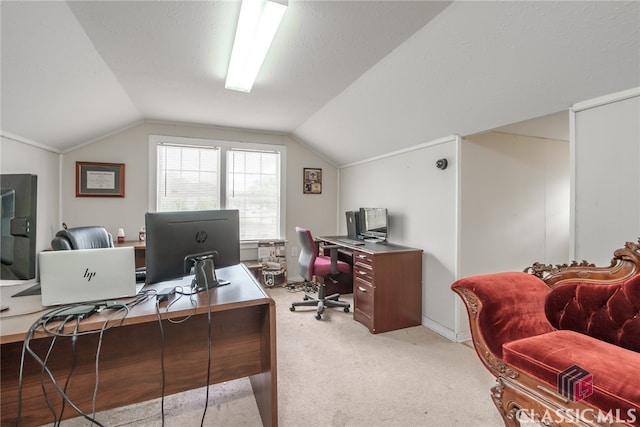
52, 285, 503, 427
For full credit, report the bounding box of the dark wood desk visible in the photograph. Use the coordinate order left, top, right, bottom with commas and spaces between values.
115, 240, 146, 269
318, 236, 423, 334
0, 264, 277, 426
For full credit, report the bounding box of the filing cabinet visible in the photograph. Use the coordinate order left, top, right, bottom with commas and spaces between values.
352, 247, 423, 333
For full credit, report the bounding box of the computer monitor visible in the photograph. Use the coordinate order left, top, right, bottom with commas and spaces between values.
345, 211, 361, 239
359, 207, 388, 241
1, 174, 37, 280
145, 209, 240, 285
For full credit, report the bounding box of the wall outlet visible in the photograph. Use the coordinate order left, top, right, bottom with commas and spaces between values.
290, 246, 299, 257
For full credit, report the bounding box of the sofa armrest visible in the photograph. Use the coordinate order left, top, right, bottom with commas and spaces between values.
452, 272, 555, 377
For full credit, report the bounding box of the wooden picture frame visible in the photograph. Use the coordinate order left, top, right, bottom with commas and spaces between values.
76, 161, 125, 197
303, 168, 322, 194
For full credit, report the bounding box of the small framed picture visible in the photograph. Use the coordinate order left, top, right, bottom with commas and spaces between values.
76, 161, 125, 197
303, 168, 322, 194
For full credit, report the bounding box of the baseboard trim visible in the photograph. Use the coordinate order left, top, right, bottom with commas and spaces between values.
423, 317, 471, 343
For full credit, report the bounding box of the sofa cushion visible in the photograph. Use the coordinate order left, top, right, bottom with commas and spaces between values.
503, 330, 640, 419
545, 275, 640, 352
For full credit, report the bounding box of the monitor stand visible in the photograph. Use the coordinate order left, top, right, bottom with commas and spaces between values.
192, 256, 230, 293
192, 278, 230, 293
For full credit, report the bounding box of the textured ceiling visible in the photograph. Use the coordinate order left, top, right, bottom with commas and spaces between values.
1, 1, 638, 166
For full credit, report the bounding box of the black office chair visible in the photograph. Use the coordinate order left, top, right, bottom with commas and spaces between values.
51, 226, 114, 250
289, 227, 351, 320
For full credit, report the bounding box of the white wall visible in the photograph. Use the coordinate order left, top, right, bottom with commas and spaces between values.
338, 132, 571, 341
0, 137, 60, 257
338, 136, 459, 339
460, 132, 570, 277
60, 121, 339, 271
572, 89, 640, 265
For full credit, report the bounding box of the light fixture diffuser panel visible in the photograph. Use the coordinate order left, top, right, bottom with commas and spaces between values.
225, 0, 287, 93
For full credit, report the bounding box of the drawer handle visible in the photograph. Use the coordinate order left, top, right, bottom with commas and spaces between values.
358, 286, 367, 293
358, 270, 368, 275
357, 254, 367, 259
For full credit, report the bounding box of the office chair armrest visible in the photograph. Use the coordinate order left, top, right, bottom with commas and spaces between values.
323, 244, 341, 275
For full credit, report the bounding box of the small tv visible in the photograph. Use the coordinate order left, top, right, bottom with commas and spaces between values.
145, 209, 240, 285
359, 207, 388, 241
1, 174, 37, 280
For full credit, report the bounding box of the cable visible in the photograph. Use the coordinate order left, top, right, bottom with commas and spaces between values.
16, 293, 154, 426
168, 286, 198, 324
16, 318, 44, 426
55, 317, 81, 426
199, 267, 214, 426
154, 299, 167, 426
22, 324, 105, 426
40, 316, 72, 423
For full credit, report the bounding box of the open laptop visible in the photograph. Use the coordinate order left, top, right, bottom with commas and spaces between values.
39, 246, 142, 306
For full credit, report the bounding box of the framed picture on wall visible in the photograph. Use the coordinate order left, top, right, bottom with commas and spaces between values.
76, 161, 125, 197
303, 168, 322, 194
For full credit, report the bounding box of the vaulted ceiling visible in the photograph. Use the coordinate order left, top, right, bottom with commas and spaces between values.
2, 1, 638, 166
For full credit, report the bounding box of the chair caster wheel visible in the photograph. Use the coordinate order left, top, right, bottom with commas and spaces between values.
344, 307, 350, 313
315, 313, 322, 320
290, 306, 295, 312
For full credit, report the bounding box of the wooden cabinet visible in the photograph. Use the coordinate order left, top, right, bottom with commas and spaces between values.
351, 247, 423, 334
115, 240, 146, 269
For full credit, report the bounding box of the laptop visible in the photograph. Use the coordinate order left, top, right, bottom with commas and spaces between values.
39, 247, 142, 306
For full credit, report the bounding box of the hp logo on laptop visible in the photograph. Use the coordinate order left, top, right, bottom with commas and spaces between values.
83, 268, 96, 282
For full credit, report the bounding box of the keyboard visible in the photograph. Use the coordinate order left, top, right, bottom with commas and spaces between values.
337, 238, 365, 246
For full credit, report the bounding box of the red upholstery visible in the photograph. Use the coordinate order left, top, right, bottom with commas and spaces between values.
453, 267, 640, 426
291, 227, 351, 319
312, 254, 351, 276
503, 330, 640, 423
452, 272, 555, 358
545, 275, 640, 352
296, 226, 351, 280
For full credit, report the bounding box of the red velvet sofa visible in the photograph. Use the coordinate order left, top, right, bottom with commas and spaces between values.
452, 241, 640, 426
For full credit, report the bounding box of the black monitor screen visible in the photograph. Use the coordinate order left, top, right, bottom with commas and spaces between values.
359, 207, 388, 240
1, 174, 37, 280
145, 209, 240, 284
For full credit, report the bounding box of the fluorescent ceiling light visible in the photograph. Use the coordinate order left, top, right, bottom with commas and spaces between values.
225, 0, 287, 93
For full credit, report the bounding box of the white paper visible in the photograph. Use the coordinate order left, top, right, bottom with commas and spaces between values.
86, 171, 115, 189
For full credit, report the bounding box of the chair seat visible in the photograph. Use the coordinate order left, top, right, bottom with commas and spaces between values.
290, 226, 352, 320
313, 256, 351, 276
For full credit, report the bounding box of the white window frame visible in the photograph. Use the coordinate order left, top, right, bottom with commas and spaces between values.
148, 135, 287, 240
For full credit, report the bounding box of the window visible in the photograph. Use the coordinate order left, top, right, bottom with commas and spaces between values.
149, 136, 286, 240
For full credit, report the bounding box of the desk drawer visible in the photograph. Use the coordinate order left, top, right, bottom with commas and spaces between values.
353, 266, 374, 285
353, 251, 374, 284
353, 251, 374, 269
354, 280, 374, 331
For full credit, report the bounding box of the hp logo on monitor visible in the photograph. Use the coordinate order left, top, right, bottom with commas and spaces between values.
195, 231, 208, 244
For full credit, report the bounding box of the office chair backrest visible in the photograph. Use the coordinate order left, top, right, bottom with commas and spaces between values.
51, 226, 114, 250
296, 227, 317, 281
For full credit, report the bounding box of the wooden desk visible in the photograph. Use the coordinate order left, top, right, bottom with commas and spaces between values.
318, 236, 423, 334
0, 264, 277, 426
115, 240, 146, 269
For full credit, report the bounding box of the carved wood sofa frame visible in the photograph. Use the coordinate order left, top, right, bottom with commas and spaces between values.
453, 240, 640, 427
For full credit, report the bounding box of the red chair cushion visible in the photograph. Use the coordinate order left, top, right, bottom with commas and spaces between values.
313, 256, 351, 276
